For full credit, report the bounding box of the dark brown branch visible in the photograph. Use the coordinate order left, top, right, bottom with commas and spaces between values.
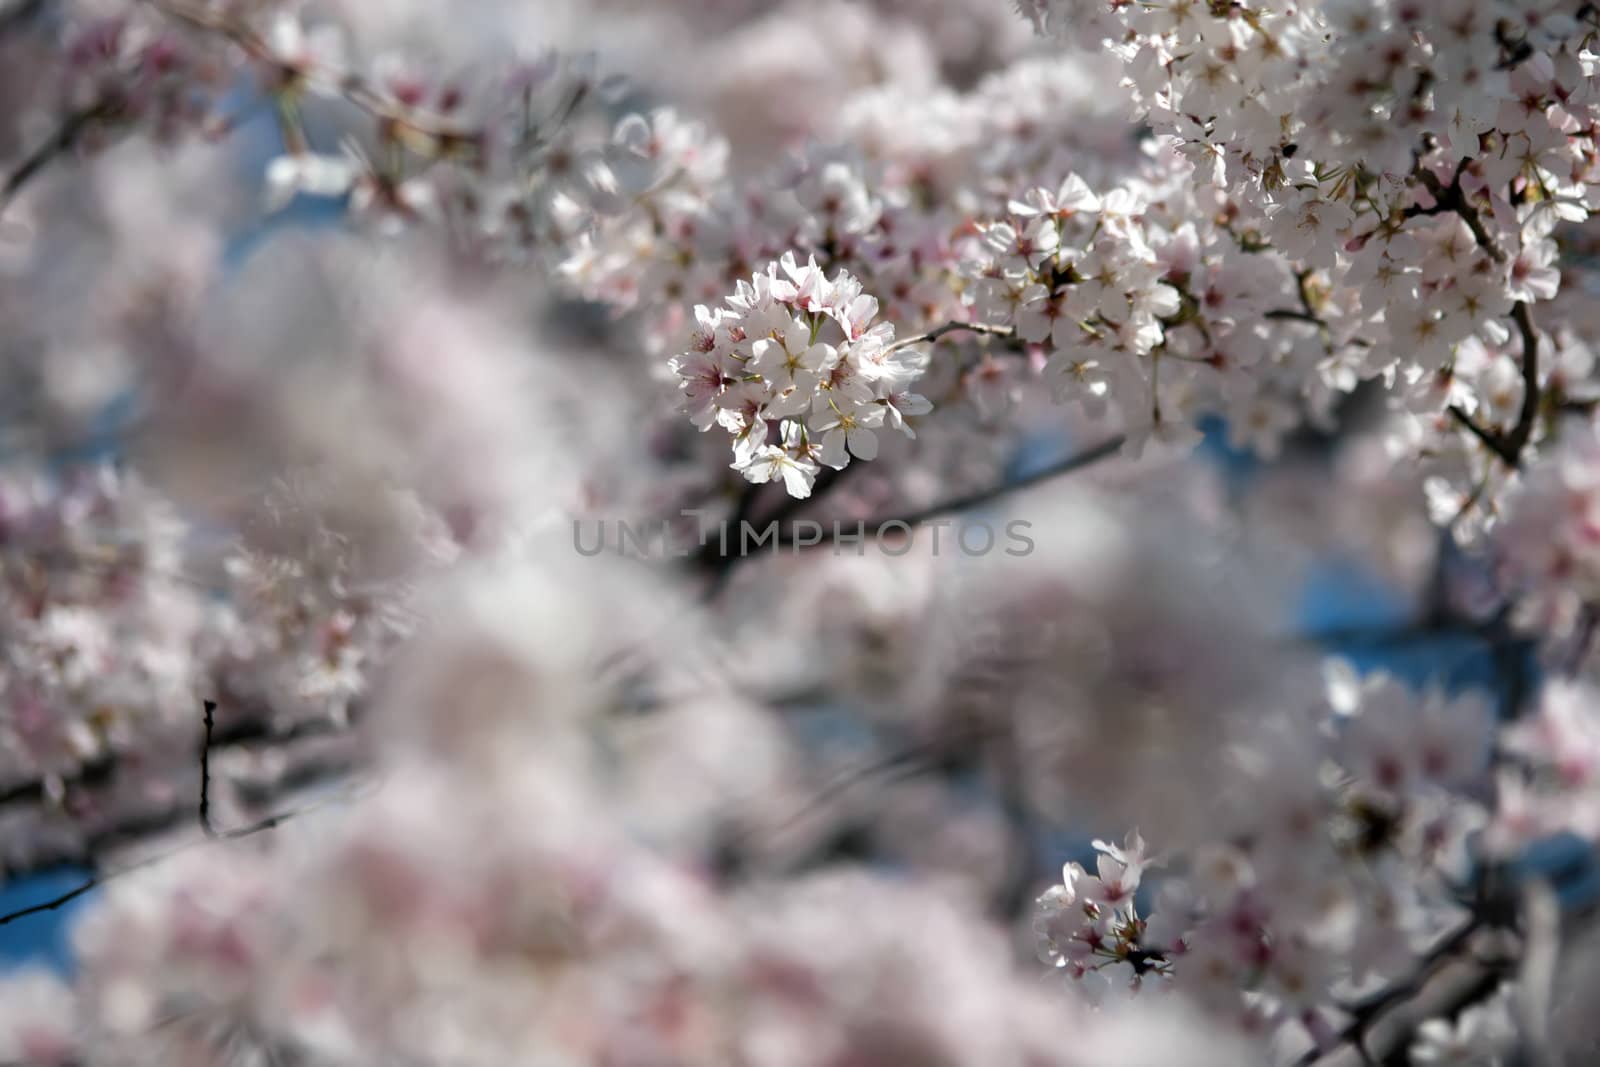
0, 100, 115, 215
1444, 301, 1540, 468
1408, 167, 1506, 263
197, 699, 341, 841
1296, 922, 1505, 1066
1333, 918, 1482, 1021
1401, 164, 1545, 468
1297, 864, 1524, 1066
693, 463, 864, 595
0, 787, 336, 927
1448, 404, 1518, 464
1506, 300, 1541, 458
0, 801, 305, 929
0, 701, 354, 926
1265, 308, 1325, 325
0, 875, 98, 928
0, 708, 351, 810
199, 699, 218, 836
774, 433, 1126, 547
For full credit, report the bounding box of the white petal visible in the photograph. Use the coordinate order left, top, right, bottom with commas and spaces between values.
847, 427, 879, 461
779, 461, 815, 498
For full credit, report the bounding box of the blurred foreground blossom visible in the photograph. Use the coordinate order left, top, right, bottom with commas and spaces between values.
1, 1, 1600, 1065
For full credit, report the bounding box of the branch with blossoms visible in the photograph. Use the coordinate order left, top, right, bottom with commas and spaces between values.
0, 703, 352, 812
1, 701, 357, 929
0, 0, 611, 238
1445, 301, 1543, 469
1397, 161, 1545, 470
1293, 872, 1528, 1067
5, 0, 1600, 1064
667, 253, 946, 502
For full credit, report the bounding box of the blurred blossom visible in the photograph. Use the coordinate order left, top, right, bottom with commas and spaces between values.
1, 0, 1599, 1063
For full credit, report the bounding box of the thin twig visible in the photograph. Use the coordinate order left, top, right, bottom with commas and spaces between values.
145, 0, 481, 146
729, 722, 999, 851
0, 784, 349, 927
885, 320, 1015, 354
0, 877, 99, 927
0, 804, 318, 928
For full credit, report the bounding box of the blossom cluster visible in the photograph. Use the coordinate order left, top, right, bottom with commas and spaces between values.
670, 254, 931, 497
0, 553, 1266, 1066
1005, 0, 1599, 482
1036, 670, 1500, 1048
0, 464, 203, 796
0, 459, 431, 866
1494, 680, 1600, 849
17, 0, 1596, 515
1493, 416, 1600, 640
2, 1, 1600, 1065
4, 0, 624, 248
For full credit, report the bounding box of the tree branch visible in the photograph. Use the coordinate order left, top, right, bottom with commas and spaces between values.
0, 876, 99, 928
1297, 864, 1524, 1066
1400, 165, 1545, 468
885, 320, 1015, 354
1264, 308, 1325, 325
1448, 404, 1518, 465
0, 707, 352, 810
774, 433, 1126, 547
1506, 300, 1541, 459
0, 701, 355, 927
1296, 922, 1505, 1066
1408, 166, 1506, 264
0, 100, 116, 215
145, 0, 485, 148
199, 699, 218, 837
1444, 300, 1540, 468
693, 463, 861, 591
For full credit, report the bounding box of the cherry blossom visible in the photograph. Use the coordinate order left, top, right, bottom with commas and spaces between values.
1, 1, 1599, 1064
